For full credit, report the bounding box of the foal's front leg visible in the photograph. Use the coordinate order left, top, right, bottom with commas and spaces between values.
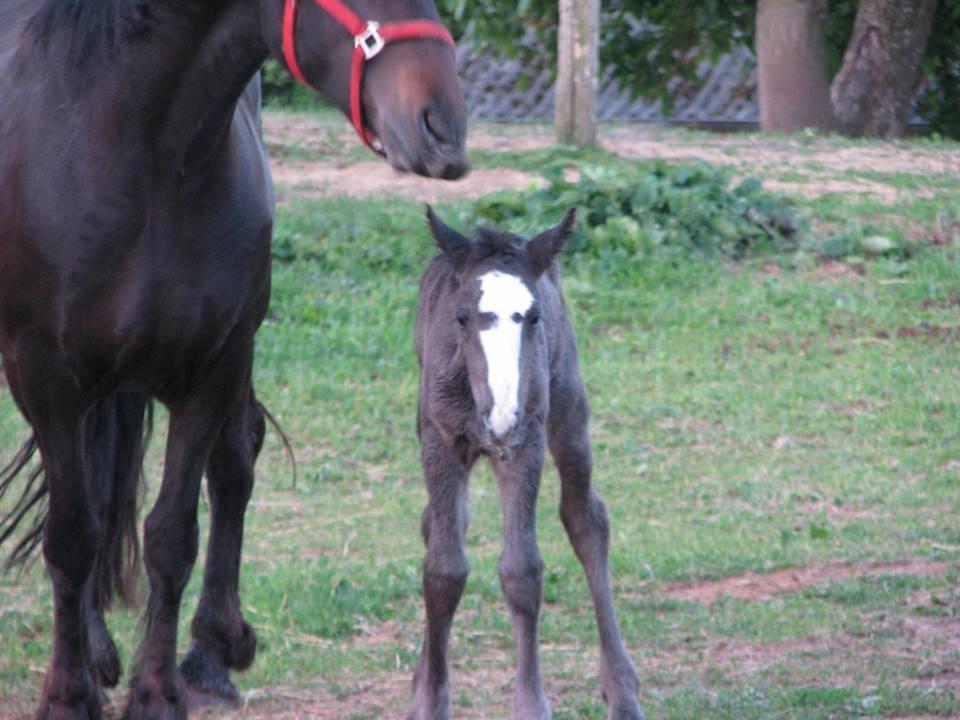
492, 428, 551, 720
408, 427, 472, 720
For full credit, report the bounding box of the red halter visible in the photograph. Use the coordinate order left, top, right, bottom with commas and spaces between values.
282, 0, 456, 155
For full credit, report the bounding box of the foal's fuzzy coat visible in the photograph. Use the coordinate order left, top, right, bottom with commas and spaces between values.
409, 208, 644, 720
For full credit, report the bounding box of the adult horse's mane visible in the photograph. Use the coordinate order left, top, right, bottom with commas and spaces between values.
26, 0, 156, 66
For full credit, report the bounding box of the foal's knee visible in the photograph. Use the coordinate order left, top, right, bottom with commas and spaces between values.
423, 552, 469, 617
498, 549, 543, 616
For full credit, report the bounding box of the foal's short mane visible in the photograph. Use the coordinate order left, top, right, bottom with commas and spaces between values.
27, 0, 156, 66
469, 228, 526, 264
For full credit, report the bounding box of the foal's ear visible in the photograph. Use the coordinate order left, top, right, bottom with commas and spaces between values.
527, 207, 577, 276
426, 205, 471, 269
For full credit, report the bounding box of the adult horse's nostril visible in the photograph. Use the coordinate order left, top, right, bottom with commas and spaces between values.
416, 105, 470, 179
421, 108, 447, 146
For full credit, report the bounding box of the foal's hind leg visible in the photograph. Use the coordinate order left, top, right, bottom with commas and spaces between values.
180, 390, 263, 706
408, 427, 471, 720
547, 380, 643, 720
491, 430, 550, 720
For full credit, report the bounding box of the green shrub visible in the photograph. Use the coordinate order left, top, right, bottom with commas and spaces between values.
462, 159, 804, 269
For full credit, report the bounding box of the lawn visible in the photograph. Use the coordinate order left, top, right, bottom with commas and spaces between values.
1, 114, 958, 719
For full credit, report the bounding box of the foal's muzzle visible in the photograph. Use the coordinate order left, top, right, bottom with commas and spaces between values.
481, 417, 524, 459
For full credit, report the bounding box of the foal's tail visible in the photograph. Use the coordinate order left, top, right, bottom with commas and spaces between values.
0, 392, 152, 609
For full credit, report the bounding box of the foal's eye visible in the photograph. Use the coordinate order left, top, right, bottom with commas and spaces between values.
456, 313, 468, 328
528, 312, 541, 326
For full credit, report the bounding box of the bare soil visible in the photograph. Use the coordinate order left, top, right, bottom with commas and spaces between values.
662, 559, 950, 605
263, 114, 960, 206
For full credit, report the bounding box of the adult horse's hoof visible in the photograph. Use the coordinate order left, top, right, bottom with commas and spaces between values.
35, 698, 102, 720
179, 645, 241, 709
35, 673, 103, 720
122, 674, 186, 720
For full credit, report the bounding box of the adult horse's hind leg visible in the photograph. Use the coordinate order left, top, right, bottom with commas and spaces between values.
124, 342, 253, 720
491, 431, 551, 720
408, 428, 471, 720
180, 389, 263, 706
8, 356, 102, 720
547, 377, 643, 720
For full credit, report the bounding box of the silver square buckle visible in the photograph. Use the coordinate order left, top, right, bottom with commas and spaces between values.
355, 21, 385, 60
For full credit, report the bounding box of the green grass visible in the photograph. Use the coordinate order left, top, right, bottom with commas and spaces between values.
1, 123, 959, 718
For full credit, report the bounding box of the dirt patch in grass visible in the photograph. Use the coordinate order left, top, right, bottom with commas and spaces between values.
263, 114, 960, 207
204, 662, 513, 720
803, 260, 866, 284
794, 499, 880, 522
271, 160, 539, 204
603, 128, 960, 177
895, 324, 960, 342
662, 559, 950, 606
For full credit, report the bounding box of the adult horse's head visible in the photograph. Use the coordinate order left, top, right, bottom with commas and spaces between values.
261, 0, 469, 179
426, 207, 577, 454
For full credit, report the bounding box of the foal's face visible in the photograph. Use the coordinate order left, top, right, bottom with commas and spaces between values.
427, 208, 577, 452
460, 263, 541, 448
261, 0, 469, 180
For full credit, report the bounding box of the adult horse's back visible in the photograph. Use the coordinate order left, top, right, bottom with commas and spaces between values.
0, 1, 468, 718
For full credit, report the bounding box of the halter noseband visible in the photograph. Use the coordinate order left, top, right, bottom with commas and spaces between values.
282, 0, 456, 155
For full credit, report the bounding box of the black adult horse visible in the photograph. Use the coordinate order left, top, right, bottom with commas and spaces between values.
0, 0, 468, 718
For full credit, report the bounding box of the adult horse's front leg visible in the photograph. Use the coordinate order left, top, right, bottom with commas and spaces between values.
180, 390, 264, 706
547, 380, 643, 720
8, 356, 101, 720
124, 351, 251, 720
491, 429, 551, 720
408, 427, 471, 720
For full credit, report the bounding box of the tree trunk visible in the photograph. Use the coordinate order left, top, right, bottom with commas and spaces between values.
555, 0, 599, 147
830, 0, 937, 138
756, 0, 836, 132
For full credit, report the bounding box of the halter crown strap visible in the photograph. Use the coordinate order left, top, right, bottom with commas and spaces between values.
282, 0, 456, 154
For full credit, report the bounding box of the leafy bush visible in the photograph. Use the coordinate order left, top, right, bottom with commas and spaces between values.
461, 159, 806, 269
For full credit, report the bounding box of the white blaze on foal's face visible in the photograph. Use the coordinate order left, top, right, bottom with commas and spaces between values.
477, 270, 534, 438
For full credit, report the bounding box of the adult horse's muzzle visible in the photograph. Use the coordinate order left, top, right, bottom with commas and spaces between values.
364, 41, 470, 180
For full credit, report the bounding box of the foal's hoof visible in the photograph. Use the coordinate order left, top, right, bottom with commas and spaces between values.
179, 645, 241, 709
607, 698, 645, 720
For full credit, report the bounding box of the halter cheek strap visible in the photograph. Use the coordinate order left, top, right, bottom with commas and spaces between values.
282, 0, 456, 155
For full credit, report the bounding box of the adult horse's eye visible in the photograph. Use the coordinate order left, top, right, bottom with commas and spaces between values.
456, 313, 468, 328
528, 312, 541, 326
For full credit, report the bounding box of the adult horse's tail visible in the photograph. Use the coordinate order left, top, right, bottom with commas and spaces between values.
0, 392, 152, 609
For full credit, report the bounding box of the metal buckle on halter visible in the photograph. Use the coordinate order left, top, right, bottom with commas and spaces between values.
355, 21, 385, 60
